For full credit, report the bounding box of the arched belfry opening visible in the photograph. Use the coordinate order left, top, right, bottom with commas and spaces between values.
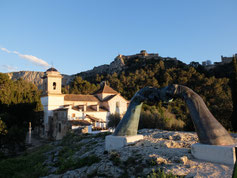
53, 82, 56, 90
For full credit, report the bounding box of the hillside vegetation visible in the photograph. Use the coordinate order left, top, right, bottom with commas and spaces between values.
0, 73, 42, 156
67, 55, 236, 131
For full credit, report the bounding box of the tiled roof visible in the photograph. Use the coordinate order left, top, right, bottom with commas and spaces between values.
69, 120, 91, 126
94, 83, 118, 94
72, 105, 108, 112
102, 94, 117, 101
86, 115, 100, 122
64, 94, 99, 102
54, 108, 69, 111
86, 114, 106, 123
102, 94, 129, 103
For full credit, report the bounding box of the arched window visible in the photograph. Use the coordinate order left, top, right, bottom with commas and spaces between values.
116, 101, 120, 114
53, 82, 56, 90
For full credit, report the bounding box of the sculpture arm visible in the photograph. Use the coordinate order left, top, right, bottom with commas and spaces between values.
131, 86, 161, 103
160, 84, 235, 145
113, 86, 160, 136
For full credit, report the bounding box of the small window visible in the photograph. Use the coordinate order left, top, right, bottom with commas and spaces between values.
116, 102, 120, 107
58, 123, 61, 133
53, 82, 56, 90
115, 101, 120, 114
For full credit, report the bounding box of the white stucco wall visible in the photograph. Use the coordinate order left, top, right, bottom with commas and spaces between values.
47, 95, 65, 107
85, 111, 108, 122
108, 95, 128, 115
67, 108, 84, 120
41, 95, 65, 131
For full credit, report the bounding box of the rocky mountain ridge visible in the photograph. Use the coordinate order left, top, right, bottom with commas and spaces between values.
6, 71, 73, 90
5, 55, 125, 89
5, 50, 178, 89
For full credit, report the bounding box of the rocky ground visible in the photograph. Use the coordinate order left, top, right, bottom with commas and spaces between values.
41, 129, 237, 178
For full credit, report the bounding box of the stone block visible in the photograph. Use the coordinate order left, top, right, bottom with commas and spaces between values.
191, 143, 237, 165
105, 135, 144, 151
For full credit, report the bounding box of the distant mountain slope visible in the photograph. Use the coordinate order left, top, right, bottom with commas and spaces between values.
77, 50, 179, 79
77, 53, 126, 78
7, 71, 44, 89
5, 50, 167, 88
6, 71, 74, 90
5, 50, 233, 89
4, 53, 127, 89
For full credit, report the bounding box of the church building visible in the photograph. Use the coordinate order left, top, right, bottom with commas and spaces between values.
41, 68, 128, 140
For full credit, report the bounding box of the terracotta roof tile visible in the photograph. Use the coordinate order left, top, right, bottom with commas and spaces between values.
94, 83, 118, 94
72, 105, 108, 112
102, 94, 117, 101
54, 108, 69, 111
64, 94, 99, 102
69, 120, 91, 126
86, 114, 106, 123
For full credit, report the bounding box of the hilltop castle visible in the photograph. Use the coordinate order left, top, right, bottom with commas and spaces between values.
41, 68, 128, 140
200, 54, 237, 70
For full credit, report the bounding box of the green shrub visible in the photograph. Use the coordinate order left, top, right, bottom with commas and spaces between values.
163, 111, 185, 130
107, 113, 121, 128
139, 105, 185, 131
56, 155, 101, 174
147, 169, 182, 178
109, 151, 121, 166
59, 132, 85, 146
0, 144, 52, 178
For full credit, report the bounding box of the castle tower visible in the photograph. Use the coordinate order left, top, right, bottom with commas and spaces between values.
41, 67, 64, 137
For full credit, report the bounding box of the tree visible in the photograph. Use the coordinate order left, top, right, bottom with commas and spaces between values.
70, 76, 99, 94
0, 118, 7, 135
107, 113, 121, 128
0, 73, 42, 154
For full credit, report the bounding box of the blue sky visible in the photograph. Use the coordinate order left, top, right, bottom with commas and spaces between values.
0, 0, 236, 75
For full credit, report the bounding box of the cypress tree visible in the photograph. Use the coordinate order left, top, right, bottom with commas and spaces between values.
231, 55, 237, 131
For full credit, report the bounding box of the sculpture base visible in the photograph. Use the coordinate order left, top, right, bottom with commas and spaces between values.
191, 143, 237, 165
105, 135, 144, 151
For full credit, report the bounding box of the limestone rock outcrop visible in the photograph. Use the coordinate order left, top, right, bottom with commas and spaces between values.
6, 71, 73, 89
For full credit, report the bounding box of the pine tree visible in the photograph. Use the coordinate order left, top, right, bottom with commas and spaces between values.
231, 55, 237, 131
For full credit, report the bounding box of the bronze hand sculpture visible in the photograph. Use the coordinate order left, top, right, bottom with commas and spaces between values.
114, 84, 235, 145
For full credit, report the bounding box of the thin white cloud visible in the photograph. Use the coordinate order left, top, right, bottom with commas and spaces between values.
1, 65, 18, 72
0, 47, 50, 69
18, 54, 50, 68
0, 48, 11, 53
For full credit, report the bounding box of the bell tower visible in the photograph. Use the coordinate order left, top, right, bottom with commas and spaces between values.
41, 67, 64, 138
42, 67, 62, 95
